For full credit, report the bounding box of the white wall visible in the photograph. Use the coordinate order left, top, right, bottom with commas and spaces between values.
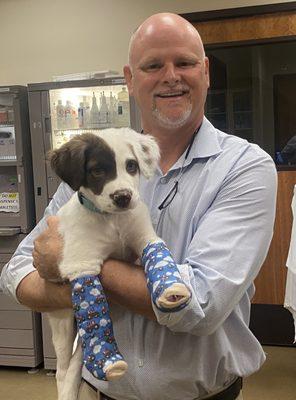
0, 0, 294, 85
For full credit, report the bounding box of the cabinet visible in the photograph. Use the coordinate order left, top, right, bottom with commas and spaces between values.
253, 170, 296, 305
205, 90, 228, 131
0, 86, 42, 367
250, 170, 296, 345
232, 89, 253, 141
205, 88, 253, 142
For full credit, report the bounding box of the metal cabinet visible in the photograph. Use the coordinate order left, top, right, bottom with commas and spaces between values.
0, 86, 42, 367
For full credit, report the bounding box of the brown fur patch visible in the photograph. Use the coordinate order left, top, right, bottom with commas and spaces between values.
49, 133, 116, 192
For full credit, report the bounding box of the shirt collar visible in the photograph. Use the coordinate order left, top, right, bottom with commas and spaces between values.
169, 117, 223, 171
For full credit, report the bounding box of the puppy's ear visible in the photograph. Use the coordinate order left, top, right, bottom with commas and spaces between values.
123, 128, 160, 179
48, 134, 92, 191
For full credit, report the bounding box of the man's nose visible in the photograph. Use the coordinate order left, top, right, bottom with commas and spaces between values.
162, 64, 180, 85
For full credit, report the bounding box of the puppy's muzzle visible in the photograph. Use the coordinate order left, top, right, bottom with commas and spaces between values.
110, 189, 132, 209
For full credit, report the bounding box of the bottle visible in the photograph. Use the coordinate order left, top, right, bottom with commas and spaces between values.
90, 92, 100, 128
109, 91, 117, 124
116, 87, 129, 127
83, 96, 90, 129
71, 102, 78, 129
64, 100, 74, 129
56, 100, 65, 130
7, 108, 14, 124
78, 102, 84, 128
99, 91, 110, 126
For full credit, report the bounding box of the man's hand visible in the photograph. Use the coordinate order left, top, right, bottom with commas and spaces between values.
33, 216, 63, 280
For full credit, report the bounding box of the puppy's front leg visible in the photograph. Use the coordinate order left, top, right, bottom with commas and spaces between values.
123, 201, 192, 312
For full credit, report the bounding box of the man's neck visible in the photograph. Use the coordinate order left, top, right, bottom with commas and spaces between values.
143, 119, 202, 174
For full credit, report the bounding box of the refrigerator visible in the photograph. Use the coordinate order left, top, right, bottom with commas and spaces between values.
27, 77, 141, 369
0, 85, 42, 368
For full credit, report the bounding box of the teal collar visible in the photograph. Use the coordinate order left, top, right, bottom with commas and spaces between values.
77, 192, 105, 214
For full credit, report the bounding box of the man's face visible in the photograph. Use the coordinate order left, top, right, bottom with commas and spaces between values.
124, 27, 210, 131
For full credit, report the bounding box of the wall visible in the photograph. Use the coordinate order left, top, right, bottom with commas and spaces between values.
0, 0, 294, 85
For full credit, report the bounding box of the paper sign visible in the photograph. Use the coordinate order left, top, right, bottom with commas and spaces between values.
0, 192, 20, 213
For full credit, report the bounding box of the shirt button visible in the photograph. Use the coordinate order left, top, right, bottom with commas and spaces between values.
160, 177, 167, 184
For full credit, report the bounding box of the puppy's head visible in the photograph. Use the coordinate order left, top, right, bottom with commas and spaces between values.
49, 128, 159, 213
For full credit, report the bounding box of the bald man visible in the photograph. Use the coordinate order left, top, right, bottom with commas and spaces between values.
1, 13, 277, 400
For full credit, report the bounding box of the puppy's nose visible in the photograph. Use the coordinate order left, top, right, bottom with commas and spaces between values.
110, 190, 132, 209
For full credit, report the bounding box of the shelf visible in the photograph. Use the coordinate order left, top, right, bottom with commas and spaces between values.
0, 123, 14, 128
53, 128, 96, 133
52, 125, 120, 132
0, 160, 20, 167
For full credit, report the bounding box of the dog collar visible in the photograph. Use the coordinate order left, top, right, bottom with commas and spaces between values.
77, 192, 105, 214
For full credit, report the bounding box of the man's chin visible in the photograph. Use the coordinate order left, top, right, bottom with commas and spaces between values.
152, 109, 192, 129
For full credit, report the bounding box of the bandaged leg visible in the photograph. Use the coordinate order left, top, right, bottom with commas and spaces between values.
141, 240, 192, 311
71, 276, 127, 381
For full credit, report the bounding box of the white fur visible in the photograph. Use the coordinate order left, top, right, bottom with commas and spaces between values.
47, 128, 159, 400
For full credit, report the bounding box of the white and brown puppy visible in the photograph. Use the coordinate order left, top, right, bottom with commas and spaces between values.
47, 128, 160, 400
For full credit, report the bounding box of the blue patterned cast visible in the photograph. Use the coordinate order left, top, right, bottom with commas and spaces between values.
71, 275, 127, 381
141, 240, 192, 312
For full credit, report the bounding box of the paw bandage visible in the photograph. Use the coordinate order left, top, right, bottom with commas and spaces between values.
71, 276, 127, 381
142, 241, 192, 312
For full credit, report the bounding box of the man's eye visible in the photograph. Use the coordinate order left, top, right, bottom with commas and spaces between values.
177, 60, 197, 68
126, 159, 139, 174
91, 169, 105, 178
142, 63, 162, 72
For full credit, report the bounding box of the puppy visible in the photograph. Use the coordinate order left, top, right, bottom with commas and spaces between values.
47, 128, 160, 400
47, 127, 191, 400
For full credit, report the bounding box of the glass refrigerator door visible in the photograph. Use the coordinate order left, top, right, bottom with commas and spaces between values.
0, 94, 16, 160
49, 84, 131, 150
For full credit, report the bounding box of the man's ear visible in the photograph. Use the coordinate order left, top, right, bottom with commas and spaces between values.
48, 134, 91, 191
123, 65, 134, 95
204, 56, 210, 89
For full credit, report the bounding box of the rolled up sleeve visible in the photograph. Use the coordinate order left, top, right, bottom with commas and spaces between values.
0, 183, 73, 301
152, 152, 277, 335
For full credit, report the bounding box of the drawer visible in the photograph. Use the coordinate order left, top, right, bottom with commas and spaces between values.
0, 329, 34, 348
0, 310, 33, 329
0, 293, 29, 311
0, 347, 34, 356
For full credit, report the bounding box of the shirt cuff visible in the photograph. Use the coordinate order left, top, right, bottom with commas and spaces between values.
151, 263, 204, 331
0, 256, 35, 303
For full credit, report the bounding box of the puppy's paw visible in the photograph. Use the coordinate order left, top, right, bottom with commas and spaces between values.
105, 360, 128, 381
157, 283, 191, 310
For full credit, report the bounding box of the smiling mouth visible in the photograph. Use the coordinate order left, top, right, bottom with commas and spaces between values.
156, 90, 189, 98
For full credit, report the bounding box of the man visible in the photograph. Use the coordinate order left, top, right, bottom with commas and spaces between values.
0, 13, 277, 400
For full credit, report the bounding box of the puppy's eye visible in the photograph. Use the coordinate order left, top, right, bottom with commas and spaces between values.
126, 159, 139, 175
91, 169, 105, 178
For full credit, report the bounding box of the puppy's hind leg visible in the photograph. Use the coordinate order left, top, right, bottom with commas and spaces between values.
60, 339, 83, 400
47, 309, 76, 400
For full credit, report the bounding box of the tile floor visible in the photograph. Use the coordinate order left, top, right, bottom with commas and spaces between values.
0, 346, 295, 400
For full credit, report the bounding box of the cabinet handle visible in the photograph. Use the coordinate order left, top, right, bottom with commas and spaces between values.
0, 227, 20, 236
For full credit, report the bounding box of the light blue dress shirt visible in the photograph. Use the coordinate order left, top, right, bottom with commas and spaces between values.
0, 118, 277, 400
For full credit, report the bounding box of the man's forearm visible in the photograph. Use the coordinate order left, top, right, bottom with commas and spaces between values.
16, 261, 155, 319
100, 259, 156, 321
16, 270, 72, 312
